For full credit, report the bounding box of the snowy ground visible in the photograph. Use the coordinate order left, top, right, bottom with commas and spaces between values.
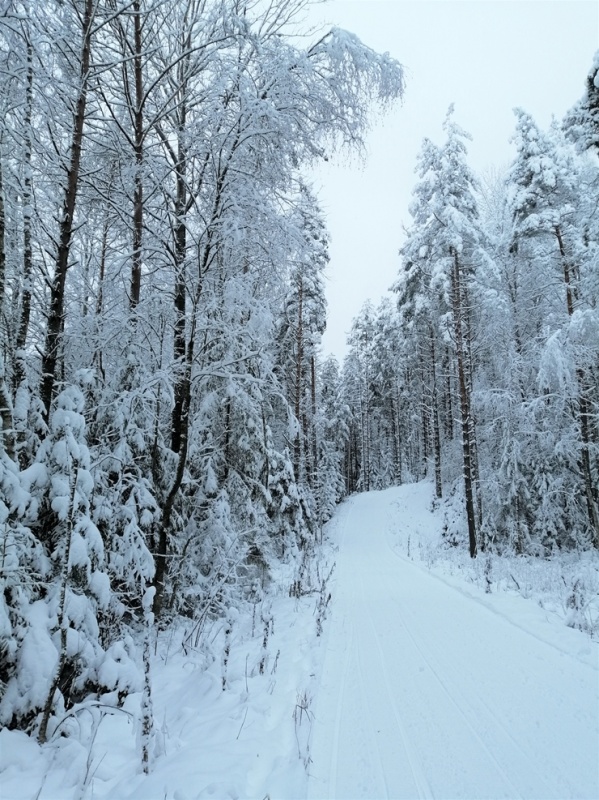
0, 557, 331, 800
307, 484, 598, 799
1, 483, 598, 799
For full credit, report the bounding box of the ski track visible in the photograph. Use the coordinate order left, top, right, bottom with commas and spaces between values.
386, 535, 594, 669
361, 586, 433, 800
389, 594, 559, 799
388, 596, 524, 800
307, 487, 599, 800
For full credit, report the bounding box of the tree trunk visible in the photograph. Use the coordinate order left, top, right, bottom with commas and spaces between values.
293, 278, 303, 481
129, 0, 144, 310
171, 126, 188, 454
0, 153, 5, 323
310, 354, 318, 489
153, 356, 191, 619
391, 386, 402, 485
462, 279, 483, 537
444, 348, 454, 440
361, 388, 370, 492
0, 366, 15, 460
555, 224, 599, 547
430, 332, 442, 499
420, 398, 429, 478
450, 247, 477, 558
578, 386, 599, 547
14, 39, 34, 394
39, 0, 94, 422
93, 212, 109, 382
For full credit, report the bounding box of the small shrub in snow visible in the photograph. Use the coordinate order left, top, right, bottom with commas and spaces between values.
293, 690, 314, 769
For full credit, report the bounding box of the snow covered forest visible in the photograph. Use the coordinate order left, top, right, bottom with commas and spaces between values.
0, 0, 405, 743
345, 90, 599, 557
0, 0, 598, 793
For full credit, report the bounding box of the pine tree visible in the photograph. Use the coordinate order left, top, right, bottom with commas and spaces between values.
563, 50, 599, 154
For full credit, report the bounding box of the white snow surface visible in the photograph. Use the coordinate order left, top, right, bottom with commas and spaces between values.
1, 483, 598, 799
307, 485, 598, 799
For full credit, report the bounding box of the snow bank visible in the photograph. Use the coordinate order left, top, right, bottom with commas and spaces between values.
0, 535, 337, 800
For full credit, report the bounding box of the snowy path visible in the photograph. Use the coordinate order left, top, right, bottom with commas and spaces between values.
307, 486, 599, 800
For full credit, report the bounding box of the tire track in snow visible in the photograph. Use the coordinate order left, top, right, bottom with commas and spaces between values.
354, 627, 391, 800
384, 529, 596, 669
395, 605, 563, 800
382, 532, 578, 799
309, 488, 597, 799
357, 567, 434, 800
388, 593, 525, 800
348, 501, 394, 799
327, 618, 354, 800
313, 497, 394, 799
334, 498, 390, 800
325, 499, 353, 800
355, 493, 530, 799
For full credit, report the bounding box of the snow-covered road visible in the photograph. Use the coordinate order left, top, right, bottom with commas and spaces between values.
307, 486, 599, 800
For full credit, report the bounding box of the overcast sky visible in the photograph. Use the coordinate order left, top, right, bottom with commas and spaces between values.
304, 0, 599, 360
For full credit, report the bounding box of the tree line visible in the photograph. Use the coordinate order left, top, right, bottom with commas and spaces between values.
337, 55, 599, 559
0, 0, 404, 751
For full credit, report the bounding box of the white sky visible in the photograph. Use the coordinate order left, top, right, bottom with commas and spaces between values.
304, 0, 599, 360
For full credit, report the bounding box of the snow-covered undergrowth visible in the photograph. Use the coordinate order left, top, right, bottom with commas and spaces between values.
0, 535, 337, 800
390, 482, 599, 640
3, 481, 596, 799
